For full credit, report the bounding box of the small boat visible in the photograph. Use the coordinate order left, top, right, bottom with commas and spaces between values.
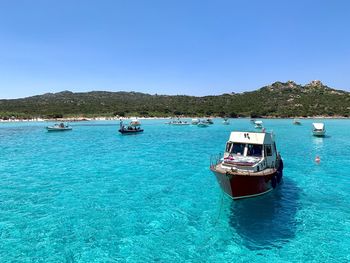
293, 119, 301, 125
166, 118, 190, 125
206, 118, 214, 124
192, 118, 200, 125
46, 123, 72, 131
312, 123, 325, 137
210, 130, 283, 200
223, 118, 230, 125
197, 121, 209, 127
119, 121, 143, 134
254, 121, 263, 129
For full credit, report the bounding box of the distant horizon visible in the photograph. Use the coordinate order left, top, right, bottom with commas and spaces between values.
1, 79, 349, 100
1, 1, 350, 99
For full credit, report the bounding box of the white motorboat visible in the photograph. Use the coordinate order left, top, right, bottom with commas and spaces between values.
166, 118, 190, 125
312, 123, 326, 136
254, 121, 263, 129
223, 118, 230, 125
192, 118, 200, 125
206, 118, 214, 124
293, 119, 301, 125
197, 121, 209, 127
46, 123, 72, 131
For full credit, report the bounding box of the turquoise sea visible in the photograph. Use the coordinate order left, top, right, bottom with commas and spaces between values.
0, 119, 349, 262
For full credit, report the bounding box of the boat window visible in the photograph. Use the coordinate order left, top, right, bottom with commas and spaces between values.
247, 144, 263, 157
225, 142, 233, 152
265, 145, 272, 156
231, 143, 245, 155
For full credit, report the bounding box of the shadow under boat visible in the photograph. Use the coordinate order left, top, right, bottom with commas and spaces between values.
227, 177, 300, 250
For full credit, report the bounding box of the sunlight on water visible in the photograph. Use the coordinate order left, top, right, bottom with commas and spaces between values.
0, 119, 349, 262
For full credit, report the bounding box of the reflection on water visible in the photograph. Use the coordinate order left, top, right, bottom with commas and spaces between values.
228, 178, 300, 250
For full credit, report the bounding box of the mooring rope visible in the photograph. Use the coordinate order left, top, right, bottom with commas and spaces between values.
197, 190, 225, 252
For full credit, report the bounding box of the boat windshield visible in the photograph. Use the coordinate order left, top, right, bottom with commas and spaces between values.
230, 143, 245, 155
247, 144, 263, 157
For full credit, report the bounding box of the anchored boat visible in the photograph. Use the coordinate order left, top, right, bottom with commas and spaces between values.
210, 131, 283, 200
197, 121, 209, 127
254, 121, 263, 129
293, 118, 301, 125
191, 118, 200, 125
119, 120, 143, 134
46, 123, 72, 131
206, 118, 214, 124
165, 118, 190, 125
312, 123, 325, 137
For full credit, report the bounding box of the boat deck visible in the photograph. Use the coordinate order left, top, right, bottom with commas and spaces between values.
211, 163, 276, 177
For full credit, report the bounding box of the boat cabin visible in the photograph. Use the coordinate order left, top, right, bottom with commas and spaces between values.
222, 131, 278, 172
312, 123, 325, 132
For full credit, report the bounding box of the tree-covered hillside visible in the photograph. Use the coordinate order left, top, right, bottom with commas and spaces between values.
0, 80, 349, 119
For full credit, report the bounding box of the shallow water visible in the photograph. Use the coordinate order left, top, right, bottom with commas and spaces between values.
0, 119, 349, 262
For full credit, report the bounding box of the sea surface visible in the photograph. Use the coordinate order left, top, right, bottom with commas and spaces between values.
0, 119, 349, 262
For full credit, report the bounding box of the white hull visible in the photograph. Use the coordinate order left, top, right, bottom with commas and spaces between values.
313, 130, 325, 136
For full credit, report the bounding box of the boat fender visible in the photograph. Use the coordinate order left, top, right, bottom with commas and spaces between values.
279, 159, 284, 171
271, 175, 277, 189
276, 170, 283, 184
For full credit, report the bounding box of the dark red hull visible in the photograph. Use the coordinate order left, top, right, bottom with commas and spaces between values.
211, 162, 283, 200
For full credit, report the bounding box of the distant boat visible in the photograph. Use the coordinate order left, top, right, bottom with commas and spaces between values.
197, 121, 209, 128
254, 121, 263, 129
312, 123, 326, 137
46, 123, 72, 131
293, 119, 301, 125
223, 118, 230, 125
192, 118, 200, 125
119, 120, 143, 134
166, 118, 190, 125
206, 118, 214, 124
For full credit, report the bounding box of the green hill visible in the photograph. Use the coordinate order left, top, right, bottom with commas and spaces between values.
0, 80, 349, 119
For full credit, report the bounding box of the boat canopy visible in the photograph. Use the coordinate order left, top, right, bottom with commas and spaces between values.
254, 121, 263, 124
312, 123, 325, 130
228, 131, 273, 145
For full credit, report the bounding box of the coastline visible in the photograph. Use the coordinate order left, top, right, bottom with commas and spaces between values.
0, 115, 349, 123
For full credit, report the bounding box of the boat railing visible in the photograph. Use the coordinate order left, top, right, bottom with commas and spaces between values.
210, 153, 223, 169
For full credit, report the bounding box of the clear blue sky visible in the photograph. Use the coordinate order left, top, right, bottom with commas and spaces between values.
0, 0, 349, 98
